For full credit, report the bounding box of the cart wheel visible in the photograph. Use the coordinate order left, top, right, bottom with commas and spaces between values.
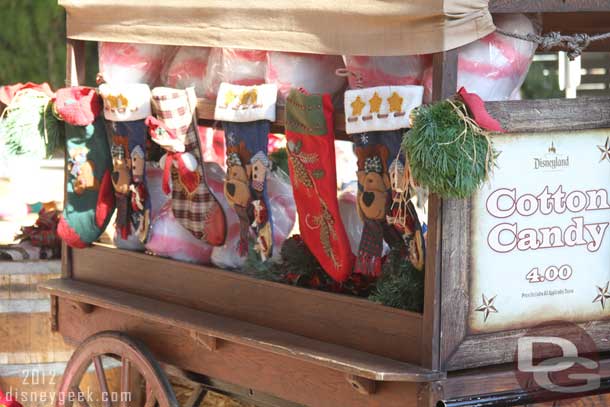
57, 331, 179, 407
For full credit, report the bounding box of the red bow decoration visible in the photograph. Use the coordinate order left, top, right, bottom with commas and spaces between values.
145, 117, 199, 195
458, 87, 505, 133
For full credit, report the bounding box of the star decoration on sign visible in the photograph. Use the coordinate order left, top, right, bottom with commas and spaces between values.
224, 89, 237, 106
369, 92, 383, 113
351, 96, 366, 116
387, 92, 403, 113
593, 281, 610, 310
475, 294, 498, 322
597, 137, 610, 163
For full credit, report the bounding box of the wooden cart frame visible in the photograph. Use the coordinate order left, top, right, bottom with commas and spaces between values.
40, 1, 610, 406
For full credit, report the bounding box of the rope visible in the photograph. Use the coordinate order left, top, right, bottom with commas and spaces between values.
497, 29, 610, 60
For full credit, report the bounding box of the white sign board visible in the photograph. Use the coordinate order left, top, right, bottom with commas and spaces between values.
470, 129, 610, 333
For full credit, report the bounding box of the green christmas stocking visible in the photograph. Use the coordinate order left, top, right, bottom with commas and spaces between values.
56, 87, 115, 248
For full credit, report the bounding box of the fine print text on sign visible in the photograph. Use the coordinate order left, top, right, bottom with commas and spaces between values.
470, 129, 610, 333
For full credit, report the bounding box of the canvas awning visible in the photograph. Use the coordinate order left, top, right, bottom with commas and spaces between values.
59, 0, 494, 56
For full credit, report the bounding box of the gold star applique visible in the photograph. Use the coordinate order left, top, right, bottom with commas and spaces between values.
598, 137, 610, 162
351, 96, 366, 116
593, 282, 610, 310
475, 294, 498, 322
224, 89, 237, 106
387, 92, 403, 113
369, 92, 383, 114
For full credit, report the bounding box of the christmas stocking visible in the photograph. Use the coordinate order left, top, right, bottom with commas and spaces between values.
148, 86, 226, 246
55, 87, 115, 248
99, 83, 153, 243
344, 85, 423, 276
284, 89, 354, 282
214, 83, 277, 260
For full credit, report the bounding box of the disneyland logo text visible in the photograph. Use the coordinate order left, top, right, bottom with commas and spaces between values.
485, 186, 610, 253
534, 156, 570, 170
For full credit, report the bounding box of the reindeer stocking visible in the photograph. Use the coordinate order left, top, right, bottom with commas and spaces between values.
214, 83, 278, 260
344, 85, 424, 276
99, 84, 153, 243
284, 89, 354, 282
55, 87, 115, 248
147, 87, 226, 246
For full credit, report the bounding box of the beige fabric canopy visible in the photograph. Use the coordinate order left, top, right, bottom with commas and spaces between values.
59, 0, 494, 56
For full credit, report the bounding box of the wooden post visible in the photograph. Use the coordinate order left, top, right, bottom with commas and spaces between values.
62, 38, 87, 279
420, 50, 458, 371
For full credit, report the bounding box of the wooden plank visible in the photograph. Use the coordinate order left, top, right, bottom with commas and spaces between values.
40, 278, 443, 383
69, 244, 423, 364
490, 0, 610, 13
486, 97, 610, 133
443, 359, 610, 399
421, 49, 459, 371
438, 199, 471, 371
56, 299, 423, 407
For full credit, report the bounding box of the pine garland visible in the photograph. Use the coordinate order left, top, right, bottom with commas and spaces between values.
403, 99, 495, 199
368, 248, 424, 312
245, 235, 424, 312
0, 90, 63, 160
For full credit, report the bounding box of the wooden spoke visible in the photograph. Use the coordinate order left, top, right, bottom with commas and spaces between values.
93, 356, 112, 407
119, 357, 131, 407
57, 331, 178, 407
144, 381, 156, 407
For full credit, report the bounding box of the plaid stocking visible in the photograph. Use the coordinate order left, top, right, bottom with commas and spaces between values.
148, 87, 226, 246
285, 89, 354, 282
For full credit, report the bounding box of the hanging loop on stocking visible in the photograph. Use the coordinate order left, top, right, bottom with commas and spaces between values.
335, 68, 364, 89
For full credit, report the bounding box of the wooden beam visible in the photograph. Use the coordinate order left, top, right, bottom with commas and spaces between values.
40, 278, 445, 383
490, 0, 610, 13
345, 374, 376, 395
421, 49, 459, 372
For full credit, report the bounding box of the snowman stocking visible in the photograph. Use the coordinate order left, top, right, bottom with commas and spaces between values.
344, 85, 423, 276
214, 83, 277, 260
99, 84, 152, 243
148, 87, 226, 246
284, 89, 354, 282
55, 87, 115, 248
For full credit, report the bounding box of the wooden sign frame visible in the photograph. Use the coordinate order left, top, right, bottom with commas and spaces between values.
440, 97, 610, 370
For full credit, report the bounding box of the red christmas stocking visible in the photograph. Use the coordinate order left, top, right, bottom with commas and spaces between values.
285, 89, 354, 282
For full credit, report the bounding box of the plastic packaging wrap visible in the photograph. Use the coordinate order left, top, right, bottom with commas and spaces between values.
203, 48, 267, 100
266, 52, 346, 103
161, 47, 210, 96
144, 162, 224, 263
211, 168, 297, 269
114, 165, 165, 250
144, 201, 214, 264
99, 42, 176, 86
199, 126, 227, 169
342, 55, 430, 89
334, 140, 358, 189
423, 14, 537, 102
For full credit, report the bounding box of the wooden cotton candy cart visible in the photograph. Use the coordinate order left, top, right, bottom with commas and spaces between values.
40, 1, 610, 406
